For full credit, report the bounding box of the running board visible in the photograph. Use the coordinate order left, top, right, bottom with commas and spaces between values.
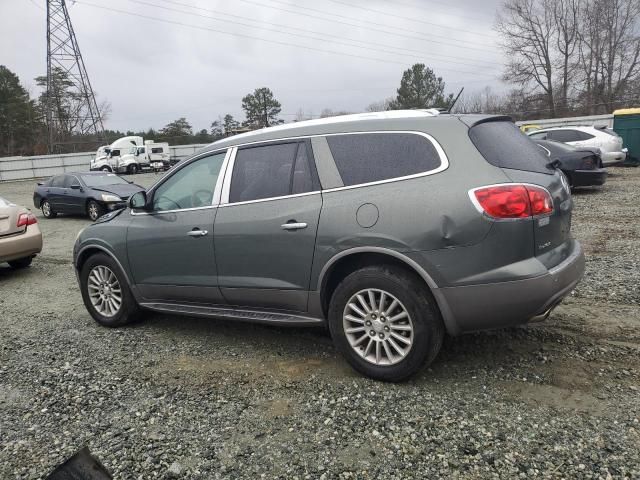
140, 302, 325, 327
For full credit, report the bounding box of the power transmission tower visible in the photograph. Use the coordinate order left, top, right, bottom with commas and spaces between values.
46, 0, 105, 153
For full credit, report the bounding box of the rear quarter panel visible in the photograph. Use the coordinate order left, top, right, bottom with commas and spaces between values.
310, 118, 513, 290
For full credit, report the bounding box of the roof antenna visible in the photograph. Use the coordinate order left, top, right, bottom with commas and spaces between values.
448, 87, 464, 113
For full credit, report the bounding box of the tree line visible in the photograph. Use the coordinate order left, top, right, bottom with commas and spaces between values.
1, 0, 639, 157
493, 0, 640, 118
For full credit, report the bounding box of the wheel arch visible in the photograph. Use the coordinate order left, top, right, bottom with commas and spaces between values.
75, 244, 133, 289
317, 248, 458, 335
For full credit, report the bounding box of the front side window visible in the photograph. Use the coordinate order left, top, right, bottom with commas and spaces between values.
151, 147, 164, 154
63, 175, 80, 188
326, 133, 442, 186
230, 142, 317, 203
152, 151, 226, 211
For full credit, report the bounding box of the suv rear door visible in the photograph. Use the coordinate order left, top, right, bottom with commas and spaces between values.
214, 140, 322, 312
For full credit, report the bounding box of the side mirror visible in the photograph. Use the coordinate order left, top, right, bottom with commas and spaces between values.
70, 184, 81, 190
129, 191, 148, 210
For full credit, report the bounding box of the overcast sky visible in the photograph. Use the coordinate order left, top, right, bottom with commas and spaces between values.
1, 0, 506, 132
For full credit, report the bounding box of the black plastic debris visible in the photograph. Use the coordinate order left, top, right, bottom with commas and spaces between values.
45, 447, 112, 480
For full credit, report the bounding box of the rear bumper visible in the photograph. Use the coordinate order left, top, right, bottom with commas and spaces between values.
571, 168, 607, 187
436, 240, 585, 335
601, 151, 626, 166
0, 225, 43, 263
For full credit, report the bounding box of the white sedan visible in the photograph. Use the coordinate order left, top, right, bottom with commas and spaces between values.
528, 126, 627, 166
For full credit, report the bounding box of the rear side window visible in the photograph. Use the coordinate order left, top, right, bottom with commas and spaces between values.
151, 147, 164, 154
50, 175, 65, 187
469, 121, 551, 174
549, 130, 594, 142
326, 133, 442, 186
230, 142, 319, 203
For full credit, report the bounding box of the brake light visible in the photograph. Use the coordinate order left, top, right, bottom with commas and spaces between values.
471, 184, 553, 219
17, 213, 38, 227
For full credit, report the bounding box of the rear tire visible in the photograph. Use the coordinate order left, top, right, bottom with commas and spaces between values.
87, 200, 104, 221
328, 265, 444, 382
8, 256, 33, 269
41, 199, 57, 218
80, 253, 140, 327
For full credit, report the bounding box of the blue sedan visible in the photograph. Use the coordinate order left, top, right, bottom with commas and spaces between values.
33, 172, 144, 221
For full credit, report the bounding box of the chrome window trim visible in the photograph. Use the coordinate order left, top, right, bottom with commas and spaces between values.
218, 190, 321, 208
219, 130, 449, 204
130, 148, 231, 216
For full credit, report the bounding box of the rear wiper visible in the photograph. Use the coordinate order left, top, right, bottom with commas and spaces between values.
546, 159, 562, 170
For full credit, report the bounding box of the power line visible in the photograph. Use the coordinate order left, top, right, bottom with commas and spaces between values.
152, 0, 503, 68
74, 0, 500, 79
230, 0, 501, 53
129, 0, 500, 72
325, 0, 495, 38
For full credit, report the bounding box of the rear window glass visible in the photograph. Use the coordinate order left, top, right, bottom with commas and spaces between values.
469, 121, 551, 174
326, 133, 442, 186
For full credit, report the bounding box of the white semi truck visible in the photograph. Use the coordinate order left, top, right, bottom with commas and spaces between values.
91, 137, 170, 174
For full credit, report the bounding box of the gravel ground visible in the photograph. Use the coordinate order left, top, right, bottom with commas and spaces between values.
1, 170, 639, 479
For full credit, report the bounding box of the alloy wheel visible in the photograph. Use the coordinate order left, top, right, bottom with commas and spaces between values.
87, 265, 122, 317
42, 201, 51, 217
88, 203, 99, 220
342, 288, 414, 366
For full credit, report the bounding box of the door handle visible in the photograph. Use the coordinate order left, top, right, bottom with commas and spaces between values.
187, 229, 208, 237
281, 222, 308, 231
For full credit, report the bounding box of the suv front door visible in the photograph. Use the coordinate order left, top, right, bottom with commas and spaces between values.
214, 140, 322, 312
127, 150, 228, 304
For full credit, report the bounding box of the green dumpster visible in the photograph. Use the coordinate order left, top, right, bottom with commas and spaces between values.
613, 108, 640, 166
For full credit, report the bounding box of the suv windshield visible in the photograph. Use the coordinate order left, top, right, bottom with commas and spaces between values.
81, 174, 129, 187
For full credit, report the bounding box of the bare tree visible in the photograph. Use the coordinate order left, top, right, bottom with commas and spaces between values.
553, 0, 580, 113
577, 0, 640, 113
365, 98, 394, 112
496, 0, 557, 116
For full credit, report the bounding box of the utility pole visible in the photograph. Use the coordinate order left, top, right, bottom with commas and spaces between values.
262, 90, 269, 127
46, 0, 105, 153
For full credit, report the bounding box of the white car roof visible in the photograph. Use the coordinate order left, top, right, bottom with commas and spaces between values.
531, 125, 604, 133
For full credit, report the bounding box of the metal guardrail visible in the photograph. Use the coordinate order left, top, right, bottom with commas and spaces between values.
515, 114, 614, 129
0, 144, 209, 182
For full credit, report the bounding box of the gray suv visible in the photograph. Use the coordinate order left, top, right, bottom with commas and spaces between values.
73, 111, 585, 381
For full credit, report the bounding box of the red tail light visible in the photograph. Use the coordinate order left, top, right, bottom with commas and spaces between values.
471, 184, 553, 219
17, 213, 38, 228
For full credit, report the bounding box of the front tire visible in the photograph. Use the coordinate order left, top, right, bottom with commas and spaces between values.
328, 265, 444, 382
87, 200, 104, 221
41, 200, 57, 218
100, 166, 112, 173
80, 253, 140, 327
128, 164, 138, 175
8, 256, 33, 269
